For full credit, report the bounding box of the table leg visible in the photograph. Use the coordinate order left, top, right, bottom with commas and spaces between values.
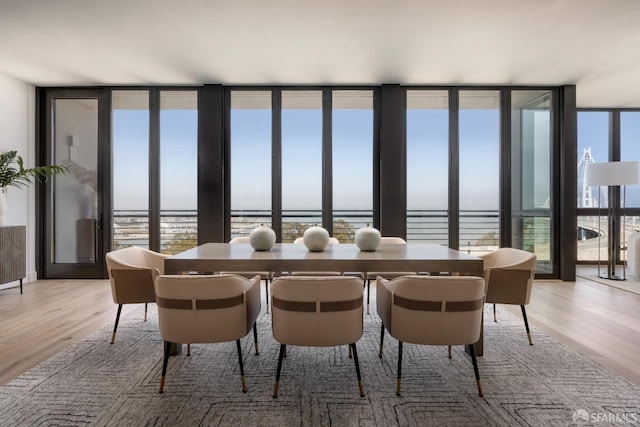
169, 343, 182, 356
466, 314, 484, 357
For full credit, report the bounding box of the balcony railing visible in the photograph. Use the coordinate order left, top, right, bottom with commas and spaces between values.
113, 209, 501, 255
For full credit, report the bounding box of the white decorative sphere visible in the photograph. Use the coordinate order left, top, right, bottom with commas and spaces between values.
249, 225, 276, 251
355, 225, 381, 251
303, 226, 330, 252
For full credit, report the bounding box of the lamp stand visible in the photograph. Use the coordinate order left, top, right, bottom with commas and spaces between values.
597, 184, 627, 281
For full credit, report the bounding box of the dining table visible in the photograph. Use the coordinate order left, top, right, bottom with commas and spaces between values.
164, 242, 486, 355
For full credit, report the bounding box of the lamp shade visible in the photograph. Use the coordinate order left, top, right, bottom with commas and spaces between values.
585, 161, 640, 186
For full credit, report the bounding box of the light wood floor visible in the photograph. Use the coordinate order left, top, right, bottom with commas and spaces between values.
1, 276, 639, 386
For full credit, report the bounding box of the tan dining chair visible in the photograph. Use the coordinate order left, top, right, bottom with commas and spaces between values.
270, 276, 365, 398
363, 237, 416, 314
377, 275, 485, 397
155, 274, 261, 393
481, 247, 537, 345
290, 236, 342, 276
221, 236, 275, 313
105, 246, 169, 344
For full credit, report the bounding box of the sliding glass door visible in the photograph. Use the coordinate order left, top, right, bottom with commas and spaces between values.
41, 89, 109, 278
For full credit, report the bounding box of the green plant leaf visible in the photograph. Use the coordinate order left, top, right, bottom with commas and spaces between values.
0, 150, 68, 189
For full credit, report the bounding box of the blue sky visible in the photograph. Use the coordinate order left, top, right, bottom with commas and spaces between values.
111, 104, 638, 212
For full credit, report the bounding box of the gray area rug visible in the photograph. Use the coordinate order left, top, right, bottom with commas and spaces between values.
1, 299, 639, 426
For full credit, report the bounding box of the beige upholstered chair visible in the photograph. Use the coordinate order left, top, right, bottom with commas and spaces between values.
105, 246, 169, 344
221, 236, 275, 313
363, 237, 416, 314
270, 276, 365, 398
377, 275, 485, 397
481, 247, 537, 345
290, 237, 342, 276
155, 274, 261, 393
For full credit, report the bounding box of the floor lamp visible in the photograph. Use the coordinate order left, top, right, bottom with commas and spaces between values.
585, 161, 640, 281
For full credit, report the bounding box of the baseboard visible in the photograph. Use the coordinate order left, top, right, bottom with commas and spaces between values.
27, 270, 38, 282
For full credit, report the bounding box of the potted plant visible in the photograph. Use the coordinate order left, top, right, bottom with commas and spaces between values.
0, 150, 67, 226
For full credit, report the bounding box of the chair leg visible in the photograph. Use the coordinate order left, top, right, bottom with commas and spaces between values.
379, 323, 385, 358
521, 305, 533, 345
448, 345, 452, 359
253, 322, 259, 355
111, 304, 123, 344
467, 344, 483, 397
396, 341, 403, 396
493, 303, 497, 322
187, 344, 191, 356
273, 344, 286, 398
159, 340, 172, 393
350, 343, 365, 397
348, 345, 352, 358
265, 278, 270, 314
236, 339, 247, 393
366, 279, 371, 314
144, 303, 148, 321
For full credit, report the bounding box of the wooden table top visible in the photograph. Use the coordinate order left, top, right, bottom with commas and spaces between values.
165, 242, 483, 276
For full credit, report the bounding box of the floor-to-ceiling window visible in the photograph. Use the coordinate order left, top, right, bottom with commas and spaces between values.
38, 84, 566, 279
112, 90, 150, 249
281, 90, 323, 241
620, 112, 640, 263
511, 90, 553, 273
577, 111, 610, 262
112, 89, 198, 254
406, 90, 449, 245
229, 91, 273, 238
459, 90, 501, 254
159, 91, 198, 253
578, 109, 640, 266
332, 90, 374, 242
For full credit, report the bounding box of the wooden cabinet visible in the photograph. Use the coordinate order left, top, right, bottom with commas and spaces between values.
0, 226, 26, 293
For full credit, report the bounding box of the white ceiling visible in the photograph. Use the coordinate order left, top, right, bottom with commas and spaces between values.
1, 0, 640, 107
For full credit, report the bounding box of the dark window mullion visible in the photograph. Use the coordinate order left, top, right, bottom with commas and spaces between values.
500, 89, 512, 248
449, 89, 459, 250
272, 89, 283, 241
149, 89, 161, 252
322, 89, 333, 233
373, 88, 381, 229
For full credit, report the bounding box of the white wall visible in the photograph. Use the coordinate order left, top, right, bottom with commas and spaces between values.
0, 72, 37, 288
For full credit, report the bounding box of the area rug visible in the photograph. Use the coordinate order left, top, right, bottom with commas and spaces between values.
0, 301, 638, 427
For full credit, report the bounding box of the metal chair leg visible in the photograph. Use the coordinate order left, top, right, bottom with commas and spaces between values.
236, 339, 247, 393
144, 302, 148, 321
265, 278, 270, 314
396, 341, 403, 396
348, 345, 352, 358
159, 340, 172, 393
493, 303, 497, 322
253, 322, 259, 355
187, 344, 191, 356
111, 304, 123, 344
448, 345, 452, 359
467, 344, 483, 397
521, 305, 533, 345
350, 343, 365, 397
379, 323, 385, 358
366, 279, 371, 314
273, 344, 286, 398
